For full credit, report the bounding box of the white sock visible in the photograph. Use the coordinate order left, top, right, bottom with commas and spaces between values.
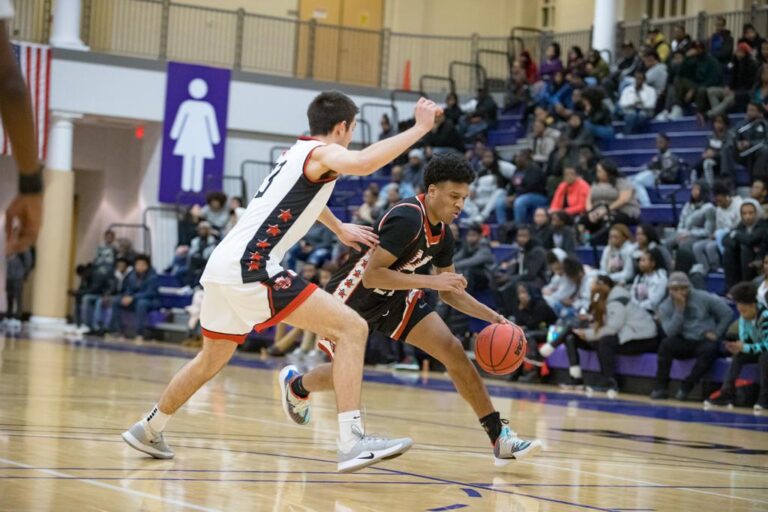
569, 366, 582, 379
145, 404, 171, 434
337, 410, 363, 453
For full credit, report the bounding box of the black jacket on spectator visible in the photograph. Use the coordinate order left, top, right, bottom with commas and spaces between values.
509, 163, 547, 196
541, 225, 578, 254
514, 294, 558, 332
709, 29, 734, 66
729, 54, 759, 91
586, 104, 613, 127
568, 124, 595, 150
679, 53, 723, 87
423, 119, 465, 153
474, 94, 499, 124
444, 104, 463, 126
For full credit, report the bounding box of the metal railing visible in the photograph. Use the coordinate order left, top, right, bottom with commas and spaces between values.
15, 0, 768, 95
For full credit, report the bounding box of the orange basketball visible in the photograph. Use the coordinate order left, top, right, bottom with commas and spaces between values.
474, 323, 527, 375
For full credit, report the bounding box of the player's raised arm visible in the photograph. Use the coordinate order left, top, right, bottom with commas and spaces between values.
434, 264, 507, 324
311, 98, 442, 178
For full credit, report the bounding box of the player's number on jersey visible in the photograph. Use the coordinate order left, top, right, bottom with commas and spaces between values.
254, 161, 286, 199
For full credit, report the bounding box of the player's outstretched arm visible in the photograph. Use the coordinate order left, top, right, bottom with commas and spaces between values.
434, 265, 508, 324
313, 98, 441, 177
318, 207, 378, 252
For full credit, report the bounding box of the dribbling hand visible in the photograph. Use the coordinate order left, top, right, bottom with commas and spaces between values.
431, 272, 467, 294
413, 98, 442, 132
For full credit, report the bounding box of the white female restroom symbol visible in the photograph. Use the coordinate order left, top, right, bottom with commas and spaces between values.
169, 78, 221, 192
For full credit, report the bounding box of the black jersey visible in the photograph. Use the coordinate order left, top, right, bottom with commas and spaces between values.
327, 194, 455, 323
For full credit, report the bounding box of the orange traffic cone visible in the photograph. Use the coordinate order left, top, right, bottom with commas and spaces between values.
402, 59, 411, 91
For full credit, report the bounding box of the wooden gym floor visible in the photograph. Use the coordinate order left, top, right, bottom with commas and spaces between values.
0, 335, 766, 511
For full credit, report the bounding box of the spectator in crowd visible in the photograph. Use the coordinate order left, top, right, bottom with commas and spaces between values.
4, 223, 32, 331
403, 148, 425, 189
706, 282, 768, 410
493, 225, 548, 316
92, 229, 117, 271
558, 274, 660, 391
539, 42, 564, 82
531, 207, 551, 246
78, 264, 116, 335
723, 199, 768, 289
550, 165, 591, 217
632, 223, 673, 272
459, 87, 498, 140
286, 222, 334, 270
423, 112, 464, 155
734, 101, 768, 182
465, 148, 513, 223
605, 42, 642, 98
582, 88, 614, 141
511, 282, 558, 383
443, 92, 463, 126
177, 204, 204, 246
91, 257, 131, 336
504, 61, 530, 111
652, 271, 732, 400
599, 223, 636, 285
669, 42, 722, 120
692, 181, 743, 274
758, 40, 768, 66
382, 186, 401, 211
631, 133, 683, 206
224, 196, 246, 235
201, 191, 229, 233
379, 114, 393, 140
691, 114, 733, 185
756, 254, 768, 308
507, 149, 548, 224
751, 178, 768, 216
585, 49, 610, 83
566, 46, 586, 75
453, 224, 494, 295
646, 27, 671, 63
630, 248, 669, 311
352, 186, 381, 226
70, 264, 94, 330
108, 254, 159, 340
531, 119, 560, 165
670, 24, 693, 54
618, 69, 658, 135
665, 180, 715, 272
566, 113, 596, 152
115, 238, 137, 265
536, 70, 573, 109
739, 23, 765, 56
544, 133, 577, 194
465, 140, 487, 170
164, 246, 189, 285
639, 50, 669, 102
576, 145, 600, 184
580, 159, 641, 245
709, 16, 735, 69
188, 221, 218, 286
519, 50, 539, 85
377, 165, 415, 209
705, 43, 759, 121
542, 249, 576, 315
542, 210, 578, 254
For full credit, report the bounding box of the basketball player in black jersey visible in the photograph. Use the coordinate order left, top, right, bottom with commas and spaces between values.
279, 153, 542, 465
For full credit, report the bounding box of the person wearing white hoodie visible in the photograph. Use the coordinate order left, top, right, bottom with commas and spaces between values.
542, 249, 575, 315
599, 224, 636, 285
630, 248, 669, 312
692, 181, 743, 274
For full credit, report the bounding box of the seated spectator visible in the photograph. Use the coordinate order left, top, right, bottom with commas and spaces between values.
580, 159, 641, 245
423, 113, 464, 155
585, 49, 609, 84
723, 200, 768, 289
670, 24, 693, 54
79, 264, 117, 334
617, 70, 657, 135
443, 92, 463, 126
92, 257, 131, 336
518, 50, 539, 85
504, 60, 530, 111
646, 27, 671, 63
459, 87, 498, 140
531, 207, 551, 246
630, 133, 684, 206
542, 249, 575, 315
652, 271, 733, 400
756, 254, 768, 308
377, 165, 415, 209
566, 113, 596, 152
465, 149, 513, 224
453, 224, 494, 295
539, 42, 564, 82
512, 282, 558, 382
108, 254, 159, 340
706, 282, 768, 410
705, 43, 759, 121
739, 23, 765, 57
632, 223, 672, 272
734, 101, 768, 182
224, 196, 246, 235
575, 144, 600, 184
177, 204, 204, 246
188, 221, 218, 286
352, 186, 381, 226
507, 150, 548, 224
536, 70, 572, 109
403, 149, 425, 190
115, 238, 137, 265
556, 274, 660, 391
92, 229, 117, 272
638, 50, 668, 101
581, 88, 614, 141
663, 42, 722, 121
665, 180, 715, 269
379, 113, 393, 140
550, 165, 591, 217
691, 114, 734, 186
600, 223, 636, 285
531, 119, 560, 166
605, 42, 641, 99
544, 133, 578, 194
201, 191, 229, 233
709, 16, 735, 70
566, 46, 586, 75
751, 178, 768, 216
493, 225, 548, 316
542, 210, 578, 254
382, 186, 401, 211
691, 181, 743, 274
630, 248, 669, 311
286, 222, 334, 270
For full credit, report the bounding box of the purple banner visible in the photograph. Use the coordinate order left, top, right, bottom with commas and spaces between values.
159, 62, 230, 203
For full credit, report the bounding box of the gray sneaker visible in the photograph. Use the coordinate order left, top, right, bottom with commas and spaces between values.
278, 365, 310, 425
337, 427, 412, 473
121, 420, 174, 459
494, 425, 543, 466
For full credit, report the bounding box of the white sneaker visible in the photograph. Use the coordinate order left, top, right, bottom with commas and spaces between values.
654, 111, 669, 121
494, 425, 543, 466
669, 105, 684, 120
337, 426, 412, 473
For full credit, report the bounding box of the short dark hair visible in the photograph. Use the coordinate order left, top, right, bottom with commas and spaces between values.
595, 274, 615, 288
206, 191, 227, 205
563, 256, 584, 280
712, 180, 731, 197
134, 254, 151, 267
466, 223, 483, 236
657, 132, 670, 142
730, 281, 758, 305
115, 257, 129, 267
646, 247, 667, 272
642, 49, 660, 61
423, 153, 475, 190
307, 91, 359, 136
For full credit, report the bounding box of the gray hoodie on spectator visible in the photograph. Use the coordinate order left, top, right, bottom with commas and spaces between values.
583, 285, 658, 343
676, 201, 715, 239
659, 288, 733, 341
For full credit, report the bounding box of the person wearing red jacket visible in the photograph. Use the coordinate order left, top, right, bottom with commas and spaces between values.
550, 165, 591, 216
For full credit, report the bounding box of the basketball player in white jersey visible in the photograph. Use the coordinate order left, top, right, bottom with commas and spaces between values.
0, 0, 44, 320
123, 91, 442, 473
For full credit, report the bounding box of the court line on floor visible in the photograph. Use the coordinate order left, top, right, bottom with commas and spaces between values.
0, 457, 222, 512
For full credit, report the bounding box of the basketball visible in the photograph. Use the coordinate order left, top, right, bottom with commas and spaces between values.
474, 323, 527, 375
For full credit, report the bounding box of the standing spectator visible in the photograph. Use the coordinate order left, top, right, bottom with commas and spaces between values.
550, 166, 591, 217
585, 49, 610, 83
493, 225, 548, 316
109, 254, 159, 340
92, 229, 117, 271
507, 150, 548, 224
188, 221, 218, 286
618, 70, 658, 135
453, 224, 494, 295
466, 148, 514, 223
639, 50, 669, 100
708, 16, 735, 69
378, 114, 393, 140
632, 223, 673, 272
630, 133, 683, 206
352, 186, 381, 226
581, 88, 614, 141
580, 159, 641, 245
531, 119, 560, 166
443, 92, 463, 126
403, 149, 425, 190
542, 210, 578, 254
738, 23, 765, 57
734, 101, 768, 182
423, 113, 464, 155
630, 248, 669, 311
459, 88, 498, 140
652, 272, 733, 400
705, 43, 759, 121
539, 42, 564, 82
646, 27, 671, 63
201, 191, 229, 233
599, 223, 636, 285
691, 114, 733, 185
692, 181, 743, 274
705, 282, 768, 411
4, 223, 32, 331
670, 24, 693, 54
722, 200, 768, 289
377, 165, 415, 209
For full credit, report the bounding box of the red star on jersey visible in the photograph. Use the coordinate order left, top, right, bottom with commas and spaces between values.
278, 209, 293, 223
361, 259, 368, 269
247, 252, 262, 271
353, 269, 362, 278
266, 224, 281, 237
256, 239, 270, 249
344, 279, 354, 288
338, 289, 346, 298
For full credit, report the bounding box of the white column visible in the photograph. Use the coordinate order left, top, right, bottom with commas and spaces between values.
591, 0, 616, 64
46, 113, 79, 171
49, 0, 88, 50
